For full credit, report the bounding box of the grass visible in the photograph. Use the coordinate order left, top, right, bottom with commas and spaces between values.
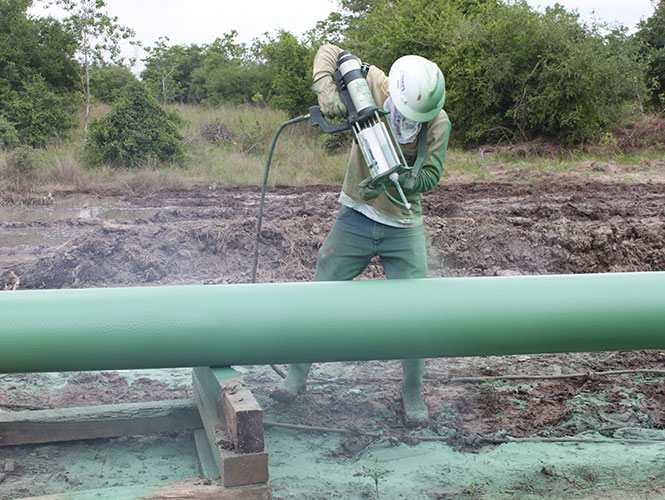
1, 103, 663, 196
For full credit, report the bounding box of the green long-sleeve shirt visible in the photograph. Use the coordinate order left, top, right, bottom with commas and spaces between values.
313, 44, 451, 227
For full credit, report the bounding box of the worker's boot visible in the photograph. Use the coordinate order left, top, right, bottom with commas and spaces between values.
270, 363, 312, 403
402, 358, 428, 426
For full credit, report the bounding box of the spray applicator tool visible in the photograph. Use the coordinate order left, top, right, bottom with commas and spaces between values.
309, 51, 413, 210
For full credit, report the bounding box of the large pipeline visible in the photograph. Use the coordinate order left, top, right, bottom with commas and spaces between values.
1, 272, 664, 373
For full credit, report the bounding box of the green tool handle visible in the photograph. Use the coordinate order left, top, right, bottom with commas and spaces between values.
380, 174, 410, 210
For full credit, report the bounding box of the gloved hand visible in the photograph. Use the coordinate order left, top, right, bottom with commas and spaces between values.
358, 177, 385, 201
398, 172, 417, 193
311, 76, 347, 118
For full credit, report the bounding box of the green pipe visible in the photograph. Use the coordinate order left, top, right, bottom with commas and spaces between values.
0, 272, 664, 373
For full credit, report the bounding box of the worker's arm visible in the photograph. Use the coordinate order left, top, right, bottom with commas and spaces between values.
312, 44, 343, 80
404, 110, 451, 193
311, 44, 346, 118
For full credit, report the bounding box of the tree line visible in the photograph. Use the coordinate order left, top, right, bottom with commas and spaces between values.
2, 0, 665, 153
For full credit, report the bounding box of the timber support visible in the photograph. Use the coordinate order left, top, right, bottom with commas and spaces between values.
0, 367, 272, 500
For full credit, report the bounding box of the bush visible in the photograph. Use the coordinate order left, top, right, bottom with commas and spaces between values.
201, 120, 235, 144
345, 0, 645, 146
258, 31, 317, 117
0, 115, 19, 150
5, 146, 41, 187
319, 129, 353, 154
0, 1, 79, 147
635, 0, 665, 110
84, 81, 185, 168
3, 76, 79, 148
90, 65, 138, 104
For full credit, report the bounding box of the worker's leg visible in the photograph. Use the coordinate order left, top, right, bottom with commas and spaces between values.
378, 222, 428, 281
312, 206, 375, 282
270, 362, 313, 402
402, 358, 427, 425
378, 222, 429, 425
271, 206, 375, 403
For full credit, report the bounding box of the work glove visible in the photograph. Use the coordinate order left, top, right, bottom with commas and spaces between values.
358, 177, 385, 201
398, 172, 417, 193
311, 75, 347, 119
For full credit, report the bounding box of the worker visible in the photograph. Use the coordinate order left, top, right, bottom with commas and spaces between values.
270, 44, 451, 426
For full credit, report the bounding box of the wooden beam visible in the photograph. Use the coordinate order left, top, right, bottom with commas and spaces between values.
192, 367, 269, 488
0, 399, 201, 447
194, 428, 219, 478
219, 448, 269, 488
220, 378, 265, 453
192, 367, 231, 471
192, 367, 265, 453
14, 478, 272, 499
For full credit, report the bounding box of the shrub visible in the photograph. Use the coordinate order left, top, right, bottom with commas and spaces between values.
634, 0, 665, 110
84, 81, 185, 168
319, 129, 353, 154
0, 1, 79, 147
345, 0, 645, 146
201, 120, 235, 144
258, 31, 317, 117
5, 146, 41, 187
3, 76, 79, 148
90, 65, 138, 104
0, 115, 19, 150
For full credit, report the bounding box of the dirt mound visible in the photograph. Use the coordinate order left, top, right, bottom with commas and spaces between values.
9, 182, 665, 290
425, 182, 665, 277
611, 114, 665, 154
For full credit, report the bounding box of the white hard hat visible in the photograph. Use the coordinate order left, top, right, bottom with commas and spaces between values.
388, 55, 445, 122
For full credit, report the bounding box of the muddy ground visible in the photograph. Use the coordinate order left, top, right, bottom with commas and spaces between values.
1, 164, 665, 499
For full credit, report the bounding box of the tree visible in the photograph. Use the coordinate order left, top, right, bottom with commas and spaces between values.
142, 36, 184, 106
196, 31, 270, 105
142, 40, 206, 105
342, 0, 645, 146
48, 0, 136, 131
635, 0, 665, 109
84, 80, 184, 168
0, 0, 79, 147
89, 63, 137, 103
257, 30, 316, 116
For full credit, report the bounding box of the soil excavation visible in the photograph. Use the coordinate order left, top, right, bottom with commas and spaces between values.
1, 165, 665, 499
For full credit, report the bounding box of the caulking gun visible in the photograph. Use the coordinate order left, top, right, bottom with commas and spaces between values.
309, 50, 413, 210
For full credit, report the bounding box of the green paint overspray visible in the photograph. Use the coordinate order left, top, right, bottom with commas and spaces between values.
266, 429, 665, 499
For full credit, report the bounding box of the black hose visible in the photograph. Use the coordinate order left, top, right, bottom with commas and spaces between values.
251, 114, 310, 283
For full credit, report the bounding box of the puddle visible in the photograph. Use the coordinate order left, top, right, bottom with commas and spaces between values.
0, 197, 162, 249
0, 197, 160, 223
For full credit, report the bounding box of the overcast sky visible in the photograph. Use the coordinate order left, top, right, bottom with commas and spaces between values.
30, 0, 657, 72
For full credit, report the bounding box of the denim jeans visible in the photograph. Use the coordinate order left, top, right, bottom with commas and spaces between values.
314, 206, 428, 281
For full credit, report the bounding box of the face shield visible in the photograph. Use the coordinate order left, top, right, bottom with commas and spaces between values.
384, 96, 422, 144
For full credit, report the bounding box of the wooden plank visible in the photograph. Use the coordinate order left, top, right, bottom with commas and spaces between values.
192, 368, 269, 488
14, 478, 272, 499
192, 367, 265, 453
220, 379, 265, 454
192, 367, 227, 470
220, 448, 269, 488
0, 399, 201, 447
192, 366, 239, 420
194, 428, 218, 478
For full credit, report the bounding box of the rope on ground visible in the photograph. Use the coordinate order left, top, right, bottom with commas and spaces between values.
263, 420, 665, 446
429, 368, 665, 383
263, 420, 382, 438
417, 435, 665, 445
